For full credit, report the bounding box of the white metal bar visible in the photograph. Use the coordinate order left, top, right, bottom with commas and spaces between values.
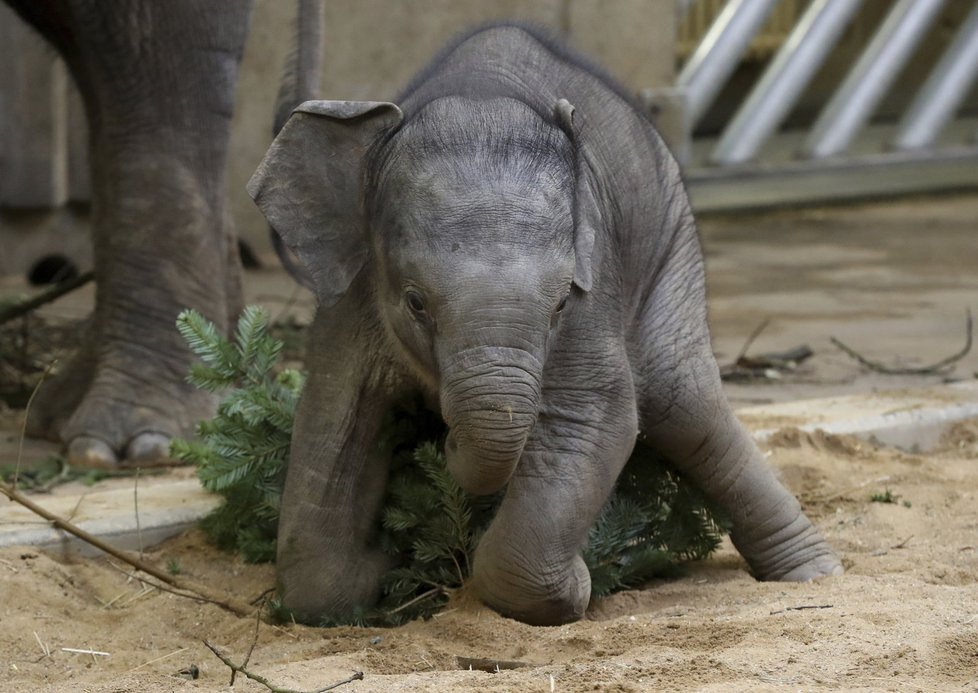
892, 1, 978, 151
710, 0, 862, 167
802, 0, 945, 160
686, 145, 978, 212
677, 0, 780, 126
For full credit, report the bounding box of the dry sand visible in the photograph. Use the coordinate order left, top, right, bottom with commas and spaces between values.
1, 420, 976, 692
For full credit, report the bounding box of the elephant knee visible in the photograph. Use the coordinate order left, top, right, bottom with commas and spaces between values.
471, 543, 591, 626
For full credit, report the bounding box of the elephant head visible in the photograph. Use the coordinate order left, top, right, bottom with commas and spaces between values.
248, 96, 601, 495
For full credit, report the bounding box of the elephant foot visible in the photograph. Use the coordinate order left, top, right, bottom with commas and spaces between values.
471, 546, 591, 626
277, 548, 391, 625
27, 334, 218, 469
60, 382, 216, 469
770, 550, 844, 582
66, 432, 182, 469
735, 515, 844, 583
24, 330, 96, 445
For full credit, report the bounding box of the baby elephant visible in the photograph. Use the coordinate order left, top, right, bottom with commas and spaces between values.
249, 23, 842, 626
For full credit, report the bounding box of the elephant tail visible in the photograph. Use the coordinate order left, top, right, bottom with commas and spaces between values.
273, 0, 325, 134
269, 0, 324, 289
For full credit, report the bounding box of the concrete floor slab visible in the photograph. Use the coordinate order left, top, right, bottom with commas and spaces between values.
1, 382, 974, 556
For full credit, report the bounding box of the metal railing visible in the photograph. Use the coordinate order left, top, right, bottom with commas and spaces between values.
663, 0, 978, 210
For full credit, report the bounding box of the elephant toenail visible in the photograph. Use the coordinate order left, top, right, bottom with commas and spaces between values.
67, 436, 119, 469
126, 432, 173, 465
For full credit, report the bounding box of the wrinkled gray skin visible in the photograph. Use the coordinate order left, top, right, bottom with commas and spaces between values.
250, 24, 843, 627
6, 0, 320, 468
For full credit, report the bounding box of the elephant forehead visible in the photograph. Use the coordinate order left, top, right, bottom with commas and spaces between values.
387, 234, 572, 295
380, 165, 574, 244
370, 95, 576, 235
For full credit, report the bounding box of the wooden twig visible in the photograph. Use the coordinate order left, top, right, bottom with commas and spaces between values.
33, 631, 51, 659
0, 479, 252, 617
0, 271, 94, 325
127, 647, 187, 673
769, 604, 834, 615
134, 467, 143, 558
13, 360, 57, 490
103, 559, 258, 614
721, 317, 816, 381
735, 317, 772, 364
61, 647, 110, 657
234, 597, 266, 686
830, 309, 972, 375
384, 586, 447, 616
203, 640, 364, 693
456, 656, 530, 672
815, 475, 892, 503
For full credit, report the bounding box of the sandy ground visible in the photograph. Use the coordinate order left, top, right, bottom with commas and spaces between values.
0, 421, 976, 692
703, 196, 978, 406
1, 194, 978, 691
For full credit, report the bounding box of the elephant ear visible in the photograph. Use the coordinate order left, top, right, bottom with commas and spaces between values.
554, 98, 598, 293
248, 100, 403, 306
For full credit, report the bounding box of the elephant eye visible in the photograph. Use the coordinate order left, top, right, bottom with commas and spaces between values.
554, 294, 568, 314
405, 289, 427, 316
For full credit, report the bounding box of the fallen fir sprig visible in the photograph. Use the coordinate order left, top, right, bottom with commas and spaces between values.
171, 306, 303, 562
174, 307, 729, 625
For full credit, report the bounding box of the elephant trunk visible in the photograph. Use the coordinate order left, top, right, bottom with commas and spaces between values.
439, 346, 543, 495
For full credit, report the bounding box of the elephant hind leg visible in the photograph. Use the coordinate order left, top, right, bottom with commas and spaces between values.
632, 244, 842, 582
11, 1, 252, 467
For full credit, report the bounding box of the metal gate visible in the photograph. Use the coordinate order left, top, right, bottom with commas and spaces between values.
658, 0, 978, 211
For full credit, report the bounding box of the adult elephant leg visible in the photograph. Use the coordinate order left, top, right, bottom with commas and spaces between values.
276, 289, 398, 624
9, 0, 252, 466
635, 236, 842, 581
471, 340, 639, 626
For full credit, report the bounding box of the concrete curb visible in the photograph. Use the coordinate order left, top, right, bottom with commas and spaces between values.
0, 479, 218, 556
740, 381, 978, 452
1, 382, 976, 555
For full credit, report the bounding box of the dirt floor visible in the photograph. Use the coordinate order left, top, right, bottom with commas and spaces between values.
1, 422, 976, 692
1, 194, 977, 691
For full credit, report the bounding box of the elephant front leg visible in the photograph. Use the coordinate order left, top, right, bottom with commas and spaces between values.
275, 310, 396, 624
471, 366, 638, 626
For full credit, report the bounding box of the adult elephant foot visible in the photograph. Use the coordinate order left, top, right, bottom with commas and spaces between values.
24, 325, 96, 445
27, 316, 224, 469
61, 375, 218, 469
